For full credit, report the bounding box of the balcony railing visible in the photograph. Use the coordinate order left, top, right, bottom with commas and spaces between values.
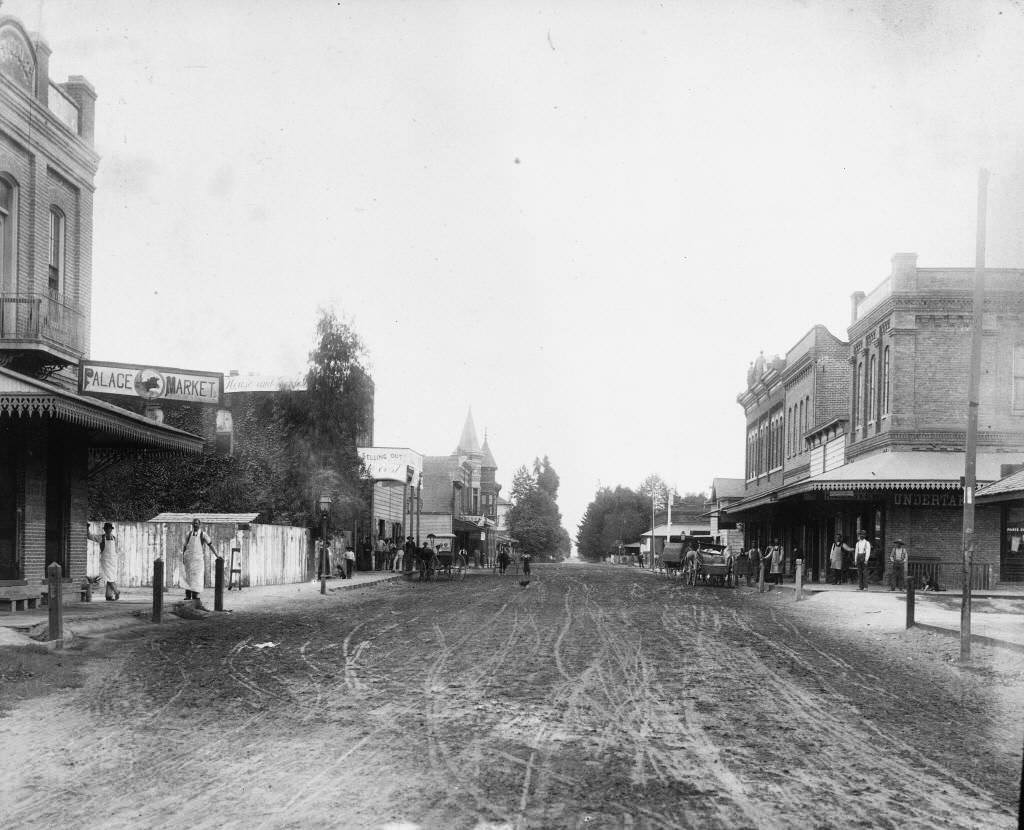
0, 292, 86, 358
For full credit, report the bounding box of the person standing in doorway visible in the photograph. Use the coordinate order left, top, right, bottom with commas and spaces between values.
763, 539, 784, 586
888, 539, 908, 591
829, 535, 852, 585
182, 518, 218, 609
88, 522, 120, 601
854, 529, 872, 591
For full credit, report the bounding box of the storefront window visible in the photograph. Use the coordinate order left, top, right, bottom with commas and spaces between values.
1002, 505, 1024, 582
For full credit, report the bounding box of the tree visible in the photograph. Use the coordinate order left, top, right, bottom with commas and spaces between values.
534, 455, 560, 499
507, 457, 567, 561
90, 308, 373, 531
575, 485, 649, 561
638, 474, 671, 512
272, 309, 372, 529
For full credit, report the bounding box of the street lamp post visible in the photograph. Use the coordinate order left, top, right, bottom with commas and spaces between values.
318, 494, 333, 595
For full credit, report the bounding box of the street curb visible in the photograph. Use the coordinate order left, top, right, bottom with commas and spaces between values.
909, 622, 1024, 654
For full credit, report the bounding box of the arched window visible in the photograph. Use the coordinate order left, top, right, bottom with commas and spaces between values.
0, 176, 15, 294
882, 347, 890, 416
49, 207, 65, 294
867, 354, 877, 424
853, 360, 863, 432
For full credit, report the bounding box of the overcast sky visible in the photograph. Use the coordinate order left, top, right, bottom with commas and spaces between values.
10, 0, 1024, 543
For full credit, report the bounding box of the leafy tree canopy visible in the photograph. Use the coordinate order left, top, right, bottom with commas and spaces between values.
507, 457, 566, 561
90, 308, 372, 531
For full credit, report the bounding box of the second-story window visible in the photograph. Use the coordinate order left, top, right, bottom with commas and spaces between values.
882, 347, 890, 416
1014, 344, 1024, 413
867, 354, 877, 425
49, 208, 65, 295
0, 177, 14, 292
853, 360, 863, 433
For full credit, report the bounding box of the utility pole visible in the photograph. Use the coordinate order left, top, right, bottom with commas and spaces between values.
961, 168, 988, 662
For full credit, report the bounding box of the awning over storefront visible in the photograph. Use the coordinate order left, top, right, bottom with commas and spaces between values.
728, 451, 1024, 516
978, 467, 1024, 504
0, 367, 203, 454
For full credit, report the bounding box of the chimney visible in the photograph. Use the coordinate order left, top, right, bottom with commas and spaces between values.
890, 252, 918, 291
61, 75, 97, 144
31, 35, 50, 106
850, 291, 866, 325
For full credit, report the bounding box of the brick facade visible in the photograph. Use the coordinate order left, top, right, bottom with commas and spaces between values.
731, 253, 1024, 584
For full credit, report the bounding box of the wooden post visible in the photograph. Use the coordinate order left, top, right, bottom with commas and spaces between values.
214, 556, 224, 611
795, 558, 804, 601
47, 562, 63, 648
961, 168, 988, 662
906, 576, 915, 629
758, 558, 765, 593
152, 559, 164, 624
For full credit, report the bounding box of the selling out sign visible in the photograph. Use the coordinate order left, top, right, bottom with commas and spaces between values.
80, 361, 223, 405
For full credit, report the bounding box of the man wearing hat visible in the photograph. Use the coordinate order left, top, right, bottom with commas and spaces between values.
888, 538, 909, 592
87, 522, 120, 600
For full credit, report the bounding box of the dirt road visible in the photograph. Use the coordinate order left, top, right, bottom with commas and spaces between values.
1, 562, 1021, 829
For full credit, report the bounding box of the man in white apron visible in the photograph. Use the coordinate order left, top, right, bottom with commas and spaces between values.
182, 518, 217, 608
87, 522, 120, 600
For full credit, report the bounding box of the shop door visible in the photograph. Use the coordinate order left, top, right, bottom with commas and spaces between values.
0, 437, 16, 580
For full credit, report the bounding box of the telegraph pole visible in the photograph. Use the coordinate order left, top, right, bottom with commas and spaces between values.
961, 168, 988, 662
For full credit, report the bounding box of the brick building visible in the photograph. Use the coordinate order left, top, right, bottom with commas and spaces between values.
729, 254, 1024, 586
0, 13, 202, 588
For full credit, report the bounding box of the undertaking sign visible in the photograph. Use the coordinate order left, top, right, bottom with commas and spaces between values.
80, 361, 223, 405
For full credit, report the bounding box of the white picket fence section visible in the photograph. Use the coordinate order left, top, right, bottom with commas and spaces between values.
87, 521, 311, 589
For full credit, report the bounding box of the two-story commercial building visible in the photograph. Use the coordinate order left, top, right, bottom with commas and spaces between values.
0, 13, 201, 590
728, 254, 1024, 586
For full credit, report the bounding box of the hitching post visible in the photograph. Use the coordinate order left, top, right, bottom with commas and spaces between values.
906, 576, 915, 629
795, 558, 804, 601
214, 556, 224, 612
46, 562, 63, 648
152, 558, 164, 623
758, 558, 766, 593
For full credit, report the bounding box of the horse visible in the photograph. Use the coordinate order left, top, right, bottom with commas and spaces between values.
682, 548, 704, 585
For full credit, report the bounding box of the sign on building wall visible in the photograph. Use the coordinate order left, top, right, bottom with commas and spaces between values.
357, 447, 424, 483
223, 374, 307, 393
80, 361, 223, 405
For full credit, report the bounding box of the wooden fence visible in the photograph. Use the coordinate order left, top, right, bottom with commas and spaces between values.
87, 521, 311, 589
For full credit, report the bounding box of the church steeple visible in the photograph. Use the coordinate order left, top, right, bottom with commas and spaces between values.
454, 407, 481, 457
481, 430, 497, 469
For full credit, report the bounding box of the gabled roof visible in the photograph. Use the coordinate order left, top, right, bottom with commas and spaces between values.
711, 478, 745, 500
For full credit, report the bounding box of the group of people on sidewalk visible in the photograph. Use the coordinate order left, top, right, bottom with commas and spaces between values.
827, 531, 908, 591
736, 532, 910, 592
